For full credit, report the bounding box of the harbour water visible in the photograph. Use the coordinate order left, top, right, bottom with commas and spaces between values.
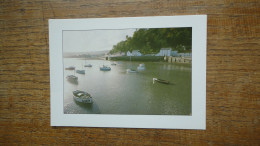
64, 58, 191, 115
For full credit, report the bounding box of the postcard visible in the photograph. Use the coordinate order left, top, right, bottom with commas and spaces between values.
49, 15, 207, 129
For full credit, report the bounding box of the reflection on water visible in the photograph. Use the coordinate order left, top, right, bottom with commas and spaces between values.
161, 63, 191, 71
63, 58, 191, 115
67, 79, 78, 85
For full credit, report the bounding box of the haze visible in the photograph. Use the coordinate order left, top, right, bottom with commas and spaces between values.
63, 29, 136, 53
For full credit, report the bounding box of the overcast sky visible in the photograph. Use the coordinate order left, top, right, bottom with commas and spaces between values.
63, 29, 136, 53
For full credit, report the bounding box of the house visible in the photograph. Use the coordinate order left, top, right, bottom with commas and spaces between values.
156, 48, 172, 56
171, 50, 178, 57
126, 51, 132, 56
127, 50, 142, 56
132, 50, 142, 56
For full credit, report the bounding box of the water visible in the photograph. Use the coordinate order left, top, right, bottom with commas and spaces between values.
63, 58, 191, 115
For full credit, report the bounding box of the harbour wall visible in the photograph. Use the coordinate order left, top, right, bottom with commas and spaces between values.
168, 57, 192, 63
108, 56, 191, 63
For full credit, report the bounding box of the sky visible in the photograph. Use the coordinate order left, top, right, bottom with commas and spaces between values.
63, 29, 136, 53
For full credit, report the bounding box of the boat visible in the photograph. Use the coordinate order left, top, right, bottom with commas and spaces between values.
153, 78, 170, 84
66, 75, 78, 81
126, 69, 137, 73
84, 57, 92, 67
100, 65, 111, 71
73, 90, 93, 104
126, 55, 137, 73
65, 66, 75, 70
137, 63, 145, 71
111, 62, 117, 66
84, 64, 92, 67
76, 70, 85, 74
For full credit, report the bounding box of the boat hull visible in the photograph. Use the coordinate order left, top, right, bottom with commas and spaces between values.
65, 67, 75, 70
126, 69, 137, 73
73, 90, 93, 104
153, 78, 170, 84
76, 70, 85, 74
137, 64, 145, 71
84, 64, 92, 67
73, 96, 93, 104
66, 75, 78, 81
100, 67, 111, 71
156, 79, 170, 84
137, 66, 145, 71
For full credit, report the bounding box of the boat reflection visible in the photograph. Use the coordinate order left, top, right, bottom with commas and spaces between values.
67, 79, 78, 85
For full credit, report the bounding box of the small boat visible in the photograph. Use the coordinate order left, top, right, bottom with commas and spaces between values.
126, 69, 137, 73
84, 57, 92, 67
126, 56, 136, 73
73, 90, 93, 104
137, 63, 145, 71
100, 65, 111, 71
66, 75, 78, 81
111, 63, 117, 66
76, 70, 85, 74
84, 64, 92, 67
65, 66, 75, 70
153, 78, 170, 84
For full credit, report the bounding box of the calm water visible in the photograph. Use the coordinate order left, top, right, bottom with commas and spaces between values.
63, 58, 191, 115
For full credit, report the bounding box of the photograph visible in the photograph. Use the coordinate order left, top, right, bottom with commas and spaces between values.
63, 28, 192, 115
50, 15, 206, 129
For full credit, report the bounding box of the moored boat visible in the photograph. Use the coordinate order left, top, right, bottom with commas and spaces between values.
100, 65, 111, 71
84, 57, 92, 67
65, 66, 75, 70
73, 90, 93, 104
126, 69, 137, 73
84, 64, 92, 67
153, 78, 170, 84
76, 70, 85, 74
137, 63, 145, 71
66, 75, 78, 81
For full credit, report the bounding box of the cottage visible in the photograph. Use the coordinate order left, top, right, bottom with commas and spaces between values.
132, 50, 142, 56
126, 51, 132, 56
156, 48, 172, 56
127, 50, 142, 56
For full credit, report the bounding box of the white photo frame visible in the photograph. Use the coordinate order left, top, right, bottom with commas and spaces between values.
49, 15, 207, 129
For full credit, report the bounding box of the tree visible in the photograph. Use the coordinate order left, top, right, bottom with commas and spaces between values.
110, 27, 192, 55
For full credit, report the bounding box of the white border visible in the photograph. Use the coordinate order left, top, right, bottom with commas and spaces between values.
49, 15, 207, 129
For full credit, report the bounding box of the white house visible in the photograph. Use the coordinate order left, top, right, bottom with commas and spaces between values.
127, 50, 142, 56
132, 50, 142, 56
126, 51, 132, 56
156, 48, 172, 56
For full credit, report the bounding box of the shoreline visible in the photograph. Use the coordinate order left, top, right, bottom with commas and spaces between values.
64, 56, 192, 64
110, 56, 192, 63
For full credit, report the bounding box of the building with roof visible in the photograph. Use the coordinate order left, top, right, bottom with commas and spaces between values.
127, 50, 142, 56
155, 48, 172, 56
